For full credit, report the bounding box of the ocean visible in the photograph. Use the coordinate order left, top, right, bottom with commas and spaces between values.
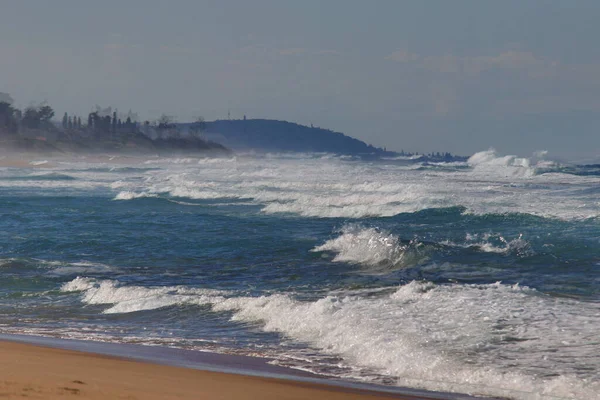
0, 149, 598, 399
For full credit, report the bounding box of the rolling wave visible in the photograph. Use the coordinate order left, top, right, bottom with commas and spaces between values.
60, 277, 600, 399
312, 225, 535, 273
104, 151, 600, 220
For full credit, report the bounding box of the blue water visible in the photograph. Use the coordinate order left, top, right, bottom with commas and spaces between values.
0, 150, 599, 399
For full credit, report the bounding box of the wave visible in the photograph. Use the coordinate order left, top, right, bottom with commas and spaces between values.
48, 261, 120, 276
29, 160, 48, 166
0, 172, 77, 181
466, 148, 600, 179
444, 232, 534, 257
471, 235, 532, 256
75, 167, 160, 174
143, 158, 198, 164
143, 156, 236, 165
312, 226, 535, 272
312, 225, 433, 270
259, 184, 448, 218
536, 163, 600, 177
54, 150, 597, 220
113, 189, 239, 202
61, 277, 225, 314
467, 149, 547, 178
380, 155, 424, 161
113, 191, 159, 201
61, 277, 600, 399
415, 163, 470, 173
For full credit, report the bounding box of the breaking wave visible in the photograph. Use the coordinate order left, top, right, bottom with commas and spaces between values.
61, 277, 600, 399
61, 277, 225, 314
445, 232, 534, 257
312, 225, 432, 270
103, 152, 600, 220
49, 261, 120, 276
312, 226, 535, 273
113, 191, 159, 201
0, 172, 77, 181
8, 151, 598, 220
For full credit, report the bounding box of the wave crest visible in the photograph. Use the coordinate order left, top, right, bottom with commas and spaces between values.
60, 276, 600, 399
61, 277, 225, 314
312, 225, 432, 270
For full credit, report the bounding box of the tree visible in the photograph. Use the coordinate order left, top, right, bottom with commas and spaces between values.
103, 115, 111, 133
88, 111, 111, 135
0, 101, 18, 134
13, 109, 22, 124
38, 104, 54, 122
112, 111, 117, 135
189, 116, 206, 139
156, 114, 178, 139
141, 120, 151, 137
157, 114, 174, 129
62, 112, 68, 129
21, 104, 55, 129
22, 107, 41, 129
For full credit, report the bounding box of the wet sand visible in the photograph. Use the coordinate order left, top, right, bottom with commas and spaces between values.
0, 338, 478, 400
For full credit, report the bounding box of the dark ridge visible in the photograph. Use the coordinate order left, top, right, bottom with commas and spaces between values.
195, 119, 395, 156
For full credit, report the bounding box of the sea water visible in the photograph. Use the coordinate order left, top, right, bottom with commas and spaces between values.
0, 150, 599, 399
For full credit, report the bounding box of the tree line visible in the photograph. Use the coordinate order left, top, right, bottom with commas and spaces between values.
0, 95, 207, 143
0, 101, 55, 133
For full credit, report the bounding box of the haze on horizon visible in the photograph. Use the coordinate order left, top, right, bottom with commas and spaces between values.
1, 0, 599, 160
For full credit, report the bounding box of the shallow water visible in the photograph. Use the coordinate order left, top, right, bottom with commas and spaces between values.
1, 150, 599, 399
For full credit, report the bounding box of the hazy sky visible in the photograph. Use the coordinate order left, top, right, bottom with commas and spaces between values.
2, 1, 600, 158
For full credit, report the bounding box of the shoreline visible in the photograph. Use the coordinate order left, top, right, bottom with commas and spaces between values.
0, 333, 487, 400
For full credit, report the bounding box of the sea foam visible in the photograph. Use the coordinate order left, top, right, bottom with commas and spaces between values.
3, 151, 599, 219
61, 276, 600, 399
61, 277, 225, 314
105, 152, 600, 220
312, 225, 431, 269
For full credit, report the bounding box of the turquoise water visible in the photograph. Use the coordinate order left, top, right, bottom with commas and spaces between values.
0, 150, 599, 399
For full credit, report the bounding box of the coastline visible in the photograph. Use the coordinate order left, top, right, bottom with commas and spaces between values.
0, 334, 487, 400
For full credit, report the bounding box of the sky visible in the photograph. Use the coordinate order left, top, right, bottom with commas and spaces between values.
1, 0, 600, 159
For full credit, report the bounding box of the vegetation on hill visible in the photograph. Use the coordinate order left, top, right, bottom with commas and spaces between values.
0, 96, 229, 155
198, 119, 392, 156
1, 92, 465, 160
192, 118, 466, 161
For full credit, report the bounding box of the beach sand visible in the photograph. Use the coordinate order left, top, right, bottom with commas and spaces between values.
0, 340, 441, 400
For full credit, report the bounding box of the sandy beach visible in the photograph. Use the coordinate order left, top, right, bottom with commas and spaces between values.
0, 339, 449, 400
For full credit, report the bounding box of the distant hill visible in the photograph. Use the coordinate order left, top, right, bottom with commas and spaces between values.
192, 119, 393, 156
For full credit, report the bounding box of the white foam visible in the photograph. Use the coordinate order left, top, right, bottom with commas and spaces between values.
312, 225, 429, 269
61, 276, 600, 399
468, 148, 534, 175
10, 152, 598, 220
474, 235, 532, 256
61, 277, 225, 314
103, 151, 600, 220
312, 226, 534, 271
49, 261, 119, 276
212, 282, 600, 399
197, 157, 237, 164
467, 148, 564, 180
113, 191, 158, 200
442, 232, 534, 256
